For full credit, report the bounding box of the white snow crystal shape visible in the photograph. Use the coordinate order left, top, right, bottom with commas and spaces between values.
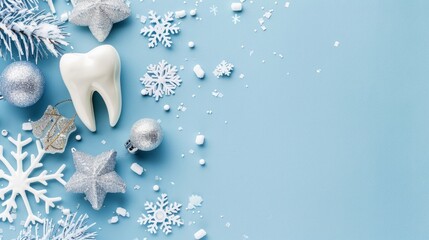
137, 193, 184, 235
0, 134, 66, 227
140, 60, 182, 101
213, 60, 235, 78
187, 195, 203, 210
141, 10, 180, 48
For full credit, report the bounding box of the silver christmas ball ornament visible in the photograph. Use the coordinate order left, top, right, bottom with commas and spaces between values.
125, 118, 163, 154
0, 61, 44, 107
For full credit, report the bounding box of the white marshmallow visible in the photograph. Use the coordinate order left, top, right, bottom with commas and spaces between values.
175, 10, 186, 18
194, 229, 207, 239
195, 134, 205, 145
130, 163, 144, 175
193, 65, 205, 79
231, 3, 243, 11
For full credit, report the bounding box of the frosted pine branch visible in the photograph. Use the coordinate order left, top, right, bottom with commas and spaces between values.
16, 213, 97, 240
0, 0, 38, 11
0, 8, 69, 62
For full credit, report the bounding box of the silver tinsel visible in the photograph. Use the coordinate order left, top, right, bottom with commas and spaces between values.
69, 0, 131, 42
65, 150, 126, 210
127, 118, 163, 153
0, 61, 44, 107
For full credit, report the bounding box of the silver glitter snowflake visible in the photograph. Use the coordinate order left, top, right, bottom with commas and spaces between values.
140, 11, 180, 48
140, 60, 182, 101
137, 193, 184, 235
213, 60, 235, 78
0, 134, 66, 227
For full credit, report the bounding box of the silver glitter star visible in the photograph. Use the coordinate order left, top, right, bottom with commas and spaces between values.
65, 150, 126, 210
69, 0, 131, 42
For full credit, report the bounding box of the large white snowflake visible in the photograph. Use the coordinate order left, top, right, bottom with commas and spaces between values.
137, 193, 184, 235
140, 60, 182, 101
213, 60, 235, 78
0, 134, 66, 227
141, 10, 180, 48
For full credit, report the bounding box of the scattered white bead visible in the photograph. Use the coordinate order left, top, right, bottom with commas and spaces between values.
116, 207, 129, 217
1, 130, 8, 137
231, 2, 243, 11
188, 41, 195, 48
153, 184, 160, 192
75, 135, 82, 141
189, 9, 197, 16
193, 64, 205, 79
163, 104, 170, 111
195, 134, 205, 145
22, 122, 32, 131
130, 163, 144, 175
175, 10, 186, 18
194, 229, 207, 239
285, 1, 290, 8
199, 159, 206, 166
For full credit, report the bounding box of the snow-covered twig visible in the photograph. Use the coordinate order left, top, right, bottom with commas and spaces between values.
16, 213, 97, 240
0, 8, 69, 62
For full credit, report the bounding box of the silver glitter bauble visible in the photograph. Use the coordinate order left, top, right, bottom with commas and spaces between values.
0, 61, 44, 107
126, 118, 163, 153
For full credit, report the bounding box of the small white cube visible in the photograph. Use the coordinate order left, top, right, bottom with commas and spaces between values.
231, 3, 243, 12
195, 134, 205, 145
22, 122, 32, 131
194, 229, 207, 239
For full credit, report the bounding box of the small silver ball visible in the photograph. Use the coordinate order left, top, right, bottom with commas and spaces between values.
130, 118, 163, 151
0, 61, 44, 107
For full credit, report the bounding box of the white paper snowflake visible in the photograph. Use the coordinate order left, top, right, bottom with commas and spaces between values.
137, 193, 184, 235
0, 134, 66, 227
187, 194, 203, 210
210, 5, 218, 16
140, 10, 180, 48
140, 60, 182, 101
213, 60, 235, 78
232, 14, 241, 24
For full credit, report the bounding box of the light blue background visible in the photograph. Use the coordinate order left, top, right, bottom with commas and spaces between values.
0, 0, 428, 239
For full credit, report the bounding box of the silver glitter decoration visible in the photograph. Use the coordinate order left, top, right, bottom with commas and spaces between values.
125, 118, 163, 153
31, 105, 77, 154
69, 0, 131, 42
0, 61, 44, 107
65, 150, 126, 210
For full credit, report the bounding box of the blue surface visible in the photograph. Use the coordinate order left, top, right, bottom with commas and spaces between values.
1, 0, 429, 239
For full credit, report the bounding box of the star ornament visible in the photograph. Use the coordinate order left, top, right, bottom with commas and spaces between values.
65, 150, 126, 210
69, 0, 131, 42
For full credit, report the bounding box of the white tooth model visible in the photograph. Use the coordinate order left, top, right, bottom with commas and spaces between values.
60, 45, 122, 132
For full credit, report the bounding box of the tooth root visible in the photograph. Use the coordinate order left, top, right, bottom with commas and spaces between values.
95, 75, 122, 127
60, 45, 122, 132
70, 85, 97, 132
